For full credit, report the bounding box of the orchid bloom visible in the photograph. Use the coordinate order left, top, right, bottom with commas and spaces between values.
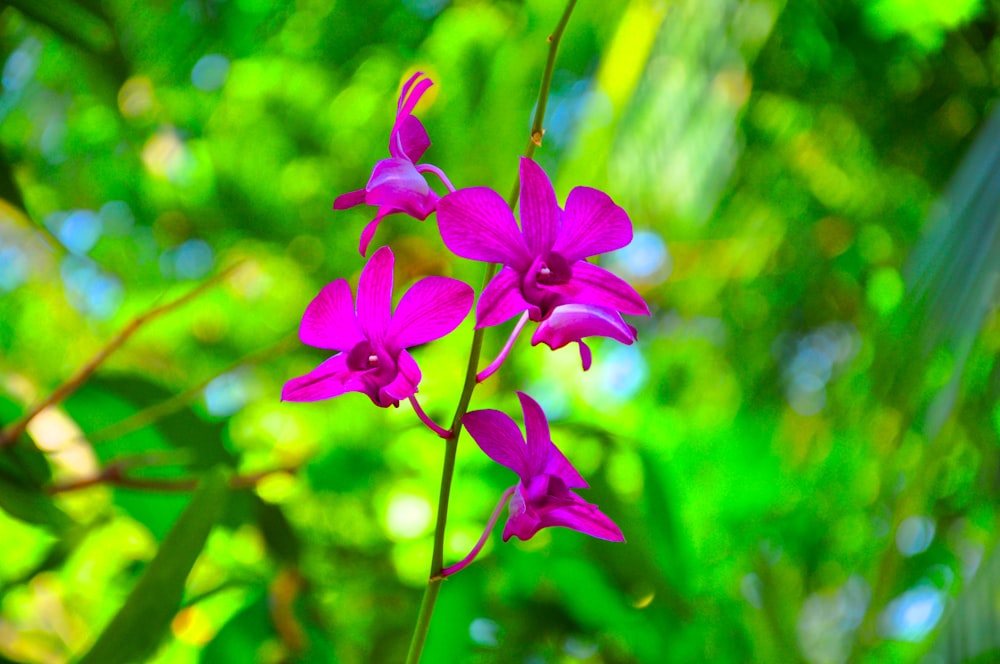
447, 393, 621, 574
282, 246, 472, 434
437, 157, 648, 326
334, 72, 455, 256
437, 157, 648, 379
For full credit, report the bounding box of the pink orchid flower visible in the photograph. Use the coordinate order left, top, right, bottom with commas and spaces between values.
441, 392, 623, 576
282, 246, 472, 434
437, 157, 648, 325
334, 72, 455, 256
465, 392, 623, 542
437, 157, 648, 379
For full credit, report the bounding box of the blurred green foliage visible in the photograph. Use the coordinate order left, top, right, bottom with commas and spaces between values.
1, 0, 999, 662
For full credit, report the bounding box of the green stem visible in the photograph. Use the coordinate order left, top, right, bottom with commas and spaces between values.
403, 2, 577, 662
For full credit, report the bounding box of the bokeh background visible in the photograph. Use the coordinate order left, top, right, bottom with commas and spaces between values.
1, 0, 999, 662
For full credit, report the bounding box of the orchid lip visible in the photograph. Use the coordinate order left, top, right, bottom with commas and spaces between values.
534, 251, 571, 286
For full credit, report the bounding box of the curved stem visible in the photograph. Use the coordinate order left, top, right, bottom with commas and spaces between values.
409, 395, 452, 439
404, 3, 578, 662
476, 313, 529, 383
437, 486, 515, 579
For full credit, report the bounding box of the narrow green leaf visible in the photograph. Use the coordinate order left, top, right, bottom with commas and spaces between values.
75, 468, 230, 664
0, 474, 73, 531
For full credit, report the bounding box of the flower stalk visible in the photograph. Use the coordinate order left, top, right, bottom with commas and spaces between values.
403, 2, 578, 661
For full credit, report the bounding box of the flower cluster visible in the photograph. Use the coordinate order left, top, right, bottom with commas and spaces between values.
284, 72, 651, 572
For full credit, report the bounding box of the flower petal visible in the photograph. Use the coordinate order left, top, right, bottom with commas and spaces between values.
281, 354, 363, 402
538, 496, 625, 542
333, 189, 366, 210
357, 246, 394, 343
397, 71, 424, 112
366, 158, 436, 219
379, 349, 421, 405
516, 392, 588, 489
518, 158, 561, 256
387, 276, 473, 349
393, 75, 433, 133
391, 115, 431, 162
437, 188, 531, 267
358, 210, 388, 257
516, 392, 551, 477
463, 408, 530, 480
552, 186, 633, 262
530, 304, 637, 351
476, 266, 531, 328
299, 279, 365, 351
561, 262, 650, 316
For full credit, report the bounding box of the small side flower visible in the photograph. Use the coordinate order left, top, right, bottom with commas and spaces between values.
334, 72, 455, 255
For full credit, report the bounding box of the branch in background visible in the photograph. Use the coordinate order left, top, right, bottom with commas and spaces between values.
0, 263, 242, 449
46, 462, 300, 495
87, 331, 299, 445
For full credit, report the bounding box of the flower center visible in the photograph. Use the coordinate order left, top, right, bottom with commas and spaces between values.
534, 252, 571, 286
346, 340, 380, 372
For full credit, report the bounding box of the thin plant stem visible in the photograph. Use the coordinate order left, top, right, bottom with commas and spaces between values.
437, 486, 515, 579
409, 395, 452, 438
404, 2, 578, 662
46, 462, 298, 495
477, 312, 529, 383
0, 263, 241, 449
88, 332, 298, 445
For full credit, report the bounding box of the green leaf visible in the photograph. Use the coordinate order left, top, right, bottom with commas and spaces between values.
199, 592, 271, 664
253, 496, 301, 566
74, 467, 230, 664
0, 473, 73, 531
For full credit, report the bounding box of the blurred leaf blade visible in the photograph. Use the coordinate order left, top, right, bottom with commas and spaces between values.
74, 467, 230, 664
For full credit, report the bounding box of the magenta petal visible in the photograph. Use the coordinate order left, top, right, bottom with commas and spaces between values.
476, 266, 531, 328
463, 408, 531, 480
539, 497, 625, 542
358, 210, 388, 256
299, 279, 365, 351
281, 354, 361, 402
333, 189, 366, 210
357, 246, 394, 343
530, 304, 638, 351
393, 76, 433, 134
437, 188, 532, 267
387, 276, 473, 349
553, 187, 633, 262
563, 262, 650, 316
515, 392, 588, 490
518, 158, 561, 256
366, 159, 436, 219
391, 115, 431, 162
397, 71, 424, 112
379, 349, 421, 405
516, 392, 552, 478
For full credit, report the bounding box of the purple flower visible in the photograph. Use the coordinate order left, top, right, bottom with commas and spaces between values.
282, 246, 473, 408
334, 72, 454, 256
463, 392, 624, 542
532, 304, 638, 371
437, 157, 648, 327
